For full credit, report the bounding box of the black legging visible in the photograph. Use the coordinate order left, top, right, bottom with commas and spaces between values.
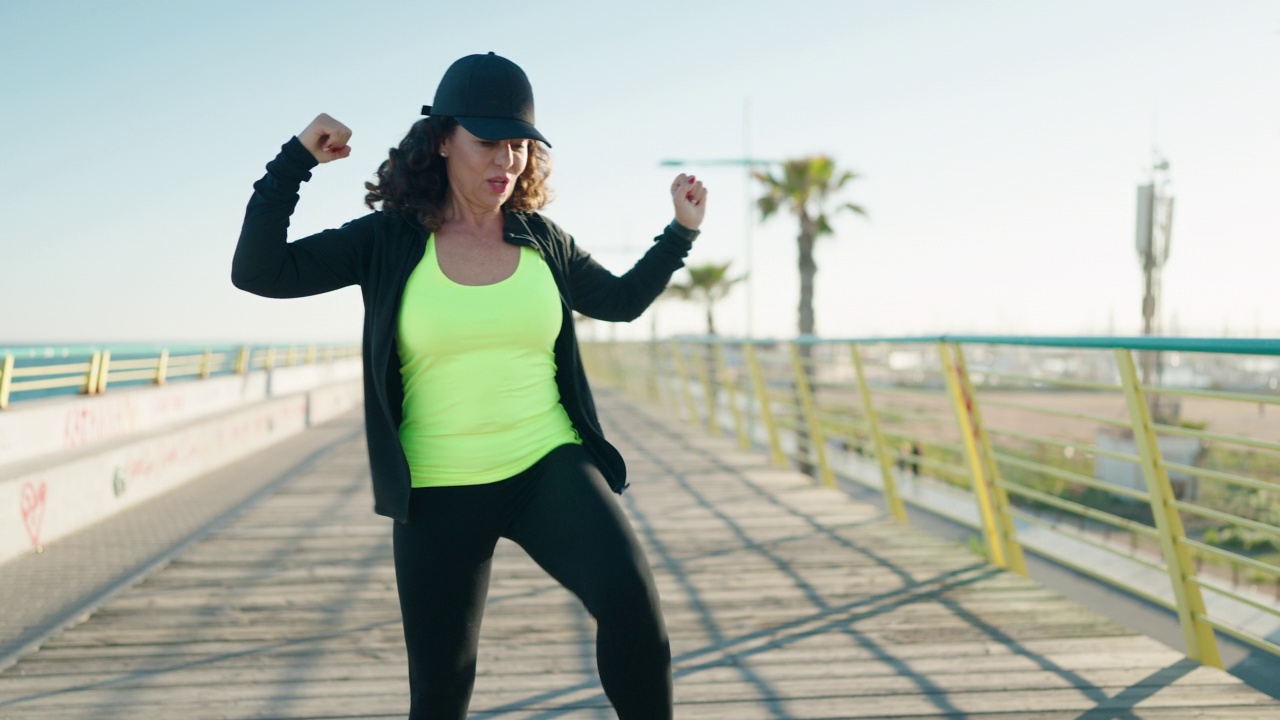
392, 443, 673, 719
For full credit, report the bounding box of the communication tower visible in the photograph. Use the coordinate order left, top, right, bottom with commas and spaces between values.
1135, 152, 1175, 418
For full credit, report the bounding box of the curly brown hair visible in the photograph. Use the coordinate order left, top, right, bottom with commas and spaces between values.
363, 116, 553, 232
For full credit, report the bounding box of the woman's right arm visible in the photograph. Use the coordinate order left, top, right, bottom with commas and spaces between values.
232, 114, 373, 298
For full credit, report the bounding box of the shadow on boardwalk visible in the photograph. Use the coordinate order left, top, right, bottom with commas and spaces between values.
0, 391, 1277, 718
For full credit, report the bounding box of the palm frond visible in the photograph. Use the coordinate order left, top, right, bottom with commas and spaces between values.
757, 195, 781, 220
842, 202, 868, 217
815, 214, 834, 237
670, 261, 743, 304
833, 170, 858, 191
664, 281, 694, 301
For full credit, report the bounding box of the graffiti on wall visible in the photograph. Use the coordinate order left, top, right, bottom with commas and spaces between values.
63, 400, 138, 450
117, 401, 306, 489
62, 392, 195, 450
11, 398, 306, 555
20, 481, 47, 548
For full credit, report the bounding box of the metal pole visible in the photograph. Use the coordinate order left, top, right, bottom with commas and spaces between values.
851, 344, 908, 523
1115, 348, 1221, 667
670, 341, 700, 427
790, 343, 835, 488
952, 344, 1027, 575
744, 97, 754, 339
84, 351, 101, 395
96, 351, 112, 394
745, 344, 786, 466
0, 354, 14, 409
717, 342, 750, 450
940, 342, 1008, 569
155, 348, 169, 385
696, 342, 718, 435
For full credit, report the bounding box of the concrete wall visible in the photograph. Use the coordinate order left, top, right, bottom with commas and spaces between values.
0, 372, 270, 468
0, 360, 364, 565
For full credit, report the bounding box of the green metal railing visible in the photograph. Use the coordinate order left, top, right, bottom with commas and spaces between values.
584, 335, 1280, 669
0, 344, 361, 410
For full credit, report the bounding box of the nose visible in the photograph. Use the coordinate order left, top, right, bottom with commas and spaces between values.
494, 143, 514, 168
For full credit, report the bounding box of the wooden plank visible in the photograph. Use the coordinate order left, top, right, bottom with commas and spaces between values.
1, 392, 1278, 718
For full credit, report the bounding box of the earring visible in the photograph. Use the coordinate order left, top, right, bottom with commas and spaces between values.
440, 151, 448, 158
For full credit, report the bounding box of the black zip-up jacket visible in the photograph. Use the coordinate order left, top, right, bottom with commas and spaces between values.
233, 138, 697, 523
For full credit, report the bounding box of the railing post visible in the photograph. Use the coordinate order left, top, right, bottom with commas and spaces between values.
306, 345, 317, 365
717, 343, 750, 450
597, 342, 615, 391
647, 339, 663, 407
199, 348, 212, 379
287, 346, 298, 367
0, 354, 13, 409
791, 343, 835, 488
669, 341, 701, 427
155, 348, 169, 385
745, 344, 787, 467
590, 343, 603, 387
607, 342, 623, 393
951, 344, 1026, 575
851, 344, 908, 523
660, 341, 675, 417
1115, 348, 1222, 668
236, 346, 251, 374
96, 350, 112, 394
940, 342, 1009, 569
611, 340, 627, 392
614, 342, 632, 399
696, 342, 719, 435
84, 351, 102, 395
265, 347, 277, 371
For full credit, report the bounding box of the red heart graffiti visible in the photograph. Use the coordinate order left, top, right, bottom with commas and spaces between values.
20, 481, 47, 548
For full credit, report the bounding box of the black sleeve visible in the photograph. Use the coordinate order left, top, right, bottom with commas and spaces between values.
567, 220, 698, 322
231, 137, 375, 298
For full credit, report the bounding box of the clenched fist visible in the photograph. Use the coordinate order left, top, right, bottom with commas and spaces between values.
298, 113, 352, 163
671, 173, 707, 231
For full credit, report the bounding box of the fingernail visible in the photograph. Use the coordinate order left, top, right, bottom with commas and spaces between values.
686, 193, 694, 201
687, 176, 695, 184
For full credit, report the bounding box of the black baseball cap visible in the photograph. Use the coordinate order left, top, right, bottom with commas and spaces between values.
421, 52, 551, 147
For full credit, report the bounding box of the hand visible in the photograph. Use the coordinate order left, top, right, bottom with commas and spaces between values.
297, 113, 352, 163
670, 173, 707, 231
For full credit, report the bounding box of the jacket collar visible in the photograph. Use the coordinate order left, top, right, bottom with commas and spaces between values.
397, 208, 539, 250
502, 210, 538, 248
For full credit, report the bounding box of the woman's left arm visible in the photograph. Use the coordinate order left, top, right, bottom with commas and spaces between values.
568, 174, 706, 321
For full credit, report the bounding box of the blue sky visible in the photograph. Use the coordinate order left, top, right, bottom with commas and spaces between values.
2, 1, 1277, 345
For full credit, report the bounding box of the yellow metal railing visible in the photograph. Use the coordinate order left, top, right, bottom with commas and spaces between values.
0, 344, 360, 410
584, 336, 1280, 668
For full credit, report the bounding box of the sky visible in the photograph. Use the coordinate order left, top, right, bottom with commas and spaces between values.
1, 1, 1277, 347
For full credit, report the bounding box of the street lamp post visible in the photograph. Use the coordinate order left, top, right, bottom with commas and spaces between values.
659, 155, 780, 338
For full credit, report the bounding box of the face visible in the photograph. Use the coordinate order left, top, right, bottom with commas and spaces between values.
439, 125, 530, 211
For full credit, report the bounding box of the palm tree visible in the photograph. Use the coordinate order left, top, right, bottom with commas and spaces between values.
666, 261, 746, 336
754, 156, 867, 337
755, 156, 866, 477
666, 262, 745, 429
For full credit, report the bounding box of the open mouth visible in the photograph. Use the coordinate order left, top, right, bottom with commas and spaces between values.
486, 178, 509, 193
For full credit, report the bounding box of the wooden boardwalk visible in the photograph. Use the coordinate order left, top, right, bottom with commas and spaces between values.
1, 391, 1278, 719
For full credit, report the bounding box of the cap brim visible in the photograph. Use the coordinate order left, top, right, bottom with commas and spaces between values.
456, 116, 551, 147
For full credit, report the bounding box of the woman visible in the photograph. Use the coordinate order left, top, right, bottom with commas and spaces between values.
232, 52, 706, 719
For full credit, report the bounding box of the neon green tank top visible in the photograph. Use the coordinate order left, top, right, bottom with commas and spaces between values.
396, 235, 581, 488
